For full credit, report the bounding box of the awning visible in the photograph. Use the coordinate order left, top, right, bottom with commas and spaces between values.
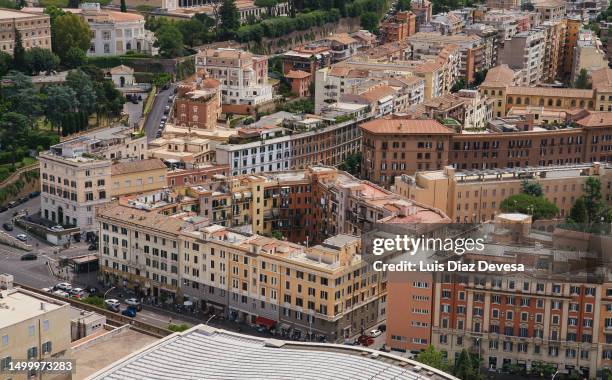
280, 323, 291, 331
255, 316, 277, 328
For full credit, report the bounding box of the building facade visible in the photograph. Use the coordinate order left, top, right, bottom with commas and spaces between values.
0, 9, 51, 56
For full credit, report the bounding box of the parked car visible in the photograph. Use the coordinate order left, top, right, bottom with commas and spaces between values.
122, 307, 137, 318
87, 287, 99, 296
2, 222, 13, 231
70, 287, 85, 298
88, 244, 98, 251
124, 298, 142, 311
369, 329, 382, 338
53, 290, 69, 297
7, 201, 17, 208
104, 299, 121, 312
29, 191, 40, 198
55, 282, 72, 292
16, 234, 27, 242
131, 98, 139, 104
20, 253, 37, 261
41, 287, 52, 292
18, 196, 29, 204
0, 206, 7, 213
50, 225, 64, 232
164, 106, 170, 114
378, 324, 386, 332
358, 335, 374, 347
161, 115, 167, 121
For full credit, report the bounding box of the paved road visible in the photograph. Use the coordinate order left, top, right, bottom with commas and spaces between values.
143, 84, 175, 141
0, 196, 48, 246
123, 94, 147, 128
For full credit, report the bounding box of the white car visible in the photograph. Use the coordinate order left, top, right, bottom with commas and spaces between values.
16, 234, 27, 242
370, 329, 382, 338
41, 287, 52, 292
55, 282, 72, 292
124, 298, 142, 311
104, 299, 121, 311
53, 290, 69, 297
70, 288, 86, 298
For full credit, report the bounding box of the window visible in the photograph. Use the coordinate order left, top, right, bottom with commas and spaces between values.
42, 341, 52, 354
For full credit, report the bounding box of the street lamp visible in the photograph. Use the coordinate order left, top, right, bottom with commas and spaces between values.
205, 314, 217, 326
103, 286, 116, 300
475, 337, 482, 373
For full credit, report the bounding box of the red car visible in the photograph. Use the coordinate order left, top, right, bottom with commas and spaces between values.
358, 335, 374, 346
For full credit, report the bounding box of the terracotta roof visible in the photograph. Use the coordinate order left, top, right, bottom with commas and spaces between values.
507, 86, 593, 98
201, 78, 221, 89
328, 66, 351, 76
285, 70, 311, 79
411, 61, 443, 73
97, 204, 184, 232
111, 158, 167, 176
575, 112, 612, 127
326, 33, 358, 45
106, 10, 144, 22
482, 64, 515, 86
590, 67, 612, 92
109, 65, 134, 75
360, 85, 396, 102
359, 119, 454, 134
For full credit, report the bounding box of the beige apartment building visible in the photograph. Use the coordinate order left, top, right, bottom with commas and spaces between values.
39, 126, 147, 231
110, 158, 167, 197
0, 9, 51, 56
0, 287, 71, 380
393, 162, 612, 223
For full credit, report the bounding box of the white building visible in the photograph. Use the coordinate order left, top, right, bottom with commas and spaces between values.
39, 126, 147, 231
80, 3, 157, 56
109, 65, 135, 88
195, 48, 273, 106
571, 28, 608, 82
499, 30, 545, 86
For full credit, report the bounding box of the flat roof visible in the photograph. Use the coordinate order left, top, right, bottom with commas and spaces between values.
0, 288, 66, 329
87, 326, 457, 380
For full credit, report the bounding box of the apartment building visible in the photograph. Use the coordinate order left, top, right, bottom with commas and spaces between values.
282, 45, 332, 77
414, 89, 494, 131
393, 162, 612, 223
0, 9, 51, 56
571, 28, 608, 82
533, 0, 567, 21
39, 126, 147, 231
195, 48, 273, 112
215, 111, 363, 176
0, 288, 71, 380
563, 17, 582, 77
428, 12, 465, 35
360, 119, 454, 186
359, 110, 612, 187
380, 11, 417, 43
499, 30, 546, 86
464, 23, 499, 69
485, 0, 520, 10
536, 19, 567, 83
148, 134, 217, 168
110, 159, 168, 197
174, 74, 222, 131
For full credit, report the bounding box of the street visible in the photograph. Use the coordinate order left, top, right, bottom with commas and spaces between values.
143, 84, 175, 141
0, 196, 48, 246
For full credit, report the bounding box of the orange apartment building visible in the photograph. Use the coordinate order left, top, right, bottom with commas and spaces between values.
174, 74, 222, 130
381, 11, 417, 43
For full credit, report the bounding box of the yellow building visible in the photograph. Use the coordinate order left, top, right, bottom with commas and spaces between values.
563, 18, 582, 76
0, 9, 51, 56
110, 158, 168, 197
0, 288, 71, 380
393, 163, 612, 222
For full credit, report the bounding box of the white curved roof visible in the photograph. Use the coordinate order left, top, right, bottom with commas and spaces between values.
87, 326, 457, 380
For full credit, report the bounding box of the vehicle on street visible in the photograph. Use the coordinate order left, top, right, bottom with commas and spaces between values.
122, 306, 137, 318
131, 98, 139, 104
29, 191, 40, 198
87, 287, 99, 296
20, 253, 38, 261
369, 329, 382, 338
55, 282, 72, 292
378, 324, 386, 332
2, 222, 13, 231
161, 115, 167, 121
88, 244, 98, 251
50, 225, 64, 232
16, 234, 27, 242
7, 201, 17, 208
104, 299, 121, 312
0, 206, 7, 213
70, 287, 85, 297
53, 290, 69, 297
124, 298, 142, 311
164, 106, 170, 114
41, 287, 52, 292
358, 335, 374, 346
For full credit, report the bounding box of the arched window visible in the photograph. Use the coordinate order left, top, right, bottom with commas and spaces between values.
508, 97, 513, 104
556, 99, 561, 107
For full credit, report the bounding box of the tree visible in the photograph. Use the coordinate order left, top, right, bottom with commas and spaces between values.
0, 51, 11, 77
54, 13, 91, 64
219, 0, 240, 39
338, 152, 362, 175
415, 345, 449, 371
396, 0, 411, 11
453, 350, 480, 380
24, 47, 60, 74
500, 193, 559, 220
43, 85, 77, 134
574, 68, 592, 89
0, 71, 43, 121
154, 24, 184, 58
569, 197, 588, 225
0, 112, 30, 170
360, 12, 379, 33
120, 0, 127, 11
521, 180, 543, 197
63, 46, 86, 68
177, 19, 206, 47
66, 69, 97, 115
12, 28, 25, 70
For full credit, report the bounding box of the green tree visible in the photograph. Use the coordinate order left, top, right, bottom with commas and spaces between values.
43, 85, 77, 134
0, 51, 11, 77
360, 12, 379, 33
24, 47, 60, 74
396, 0, 411, 11
569, 196, 588, 225
64, 46, 86, 68
0, 71, 43, 121
120, 0, 127, 11
453, 349, 480, 380
337, 152, 362, 175
574, 68, 592, 89
54, 13, 91, 64
520, 180, 543, 197
219, 0, 241, 39
12, 28, 26, 70
500, 193, 559, 220
415, 345, 449, 371
154, 24, 184, 58
177, 19, 206, 47
66, 69, 97, 115
0, 112, 30, 170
